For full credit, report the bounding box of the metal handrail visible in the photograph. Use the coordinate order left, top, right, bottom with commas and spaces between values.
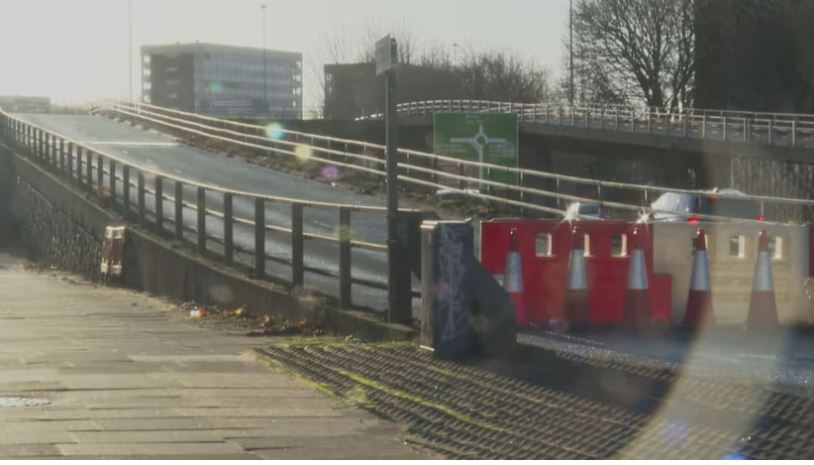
107, 100, 814, 207
357, 100, 814, 148
102, 100, 814, 219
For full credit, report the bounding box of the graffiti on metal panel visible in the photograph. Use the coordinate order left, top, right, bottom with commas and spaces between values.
436, 226, 468, 342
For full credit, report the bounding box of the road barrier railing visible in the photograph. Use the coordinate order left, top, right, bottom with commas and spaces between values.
96, 99, 814, 225
357, 99, 814, 149
0, 109, 422, 319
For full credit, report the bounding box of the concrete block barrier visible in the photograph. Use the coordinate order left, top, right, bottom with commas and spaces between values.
653, 222, 813, 326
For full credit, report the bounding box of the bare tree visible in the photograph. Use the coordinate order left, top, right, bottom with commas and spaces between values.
313, 24, 552, 115
457, 50, 551, 102
569, 0, 696, 111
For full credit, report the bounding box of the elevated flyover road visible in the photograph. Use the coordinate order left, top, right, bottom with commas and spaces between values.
13, 113, 421, 314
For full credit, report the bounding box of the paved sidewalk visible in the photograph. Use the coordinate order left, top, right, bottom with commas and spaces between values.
0, 251, 430, 459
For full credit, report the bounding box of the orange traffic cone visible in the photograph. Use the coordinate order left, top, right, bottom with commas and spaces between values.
503, 228, 528, 326
623, 225, 651, 329
683, 228, 714, 328
745, 230, 779, 329
564, 227, 590, 330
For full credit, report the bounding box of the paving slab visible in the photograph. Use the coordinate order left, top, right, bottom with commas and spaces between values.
0, 252, 430, 459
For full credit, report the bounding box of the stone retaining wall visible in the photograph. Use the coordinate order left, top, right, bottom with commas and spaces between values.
13, 178, 102, 280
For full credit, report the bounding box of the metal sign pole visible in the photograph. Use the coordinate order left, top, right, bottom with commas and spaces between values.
377, 35, 411, 325
385, 67, 403, 324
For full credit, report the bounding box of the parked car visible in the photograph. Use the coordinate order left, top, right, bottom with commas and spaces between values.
650, 188, 762, 222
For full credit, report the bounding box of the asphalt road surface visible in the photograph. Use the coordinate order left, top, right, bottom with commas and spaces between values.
15, 113, 417, 315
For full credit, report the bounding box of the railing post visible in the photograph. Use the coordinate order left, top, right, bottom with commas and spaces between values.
51, 134, 58, 168
745, 118, 749, 143
792, 119, 797, 147
338, 207, 351, 308
76, 146, 83, 187
137, 171, 146, 226
291, 203, 304, 286
702, 115, 707, 138
30, 128, 37, 158
596, 182, 602, 214
40, 130, 46, 161
768, 117, 774, 144
97, 154, 104, 198
174, 181, 184, 241
155, 175, 164, 234
33, 129, 40, 159
722, 116, 727, 141
108, 159, 116, 207
122, 165, 130, 218
196, 186, 206, 254
682, 113, 688, 137
223, 193, 234, 266
615, 110, 619, 130
29, 127, 35, 158
85, 150, 93, 193
66, 143, 74, 180
254, 198, 265, 279
58, 139, 66, 173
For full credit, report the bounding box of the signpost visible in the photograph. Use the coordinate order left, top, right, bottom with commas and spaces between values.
376, 35, 411, 325
434, 112, 519, 186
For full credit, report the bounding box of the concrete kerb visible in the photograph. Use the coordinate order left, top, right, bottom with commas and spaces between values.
0, 142, 415, 342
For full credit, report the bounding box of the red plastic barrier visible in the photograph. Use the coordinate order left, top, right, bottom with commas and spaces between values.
480, 219, 670, 327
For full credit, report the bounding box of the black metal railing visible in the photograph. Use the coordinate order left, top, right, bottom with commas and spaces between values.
0, 110, 420, 322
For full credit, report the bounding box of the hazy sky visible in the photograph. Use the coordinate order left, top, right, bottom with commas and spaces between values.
0, 0, 569, 113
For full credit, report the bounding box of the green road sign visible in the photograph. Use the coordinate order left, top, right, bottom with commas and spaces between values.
433, 112, 519, 186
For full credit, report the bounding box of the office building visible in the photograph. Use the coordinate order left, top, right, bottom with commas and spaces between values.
142, 43, 302, 119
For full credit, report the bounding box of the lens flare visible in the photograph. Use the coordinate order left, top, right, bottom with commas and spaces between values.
206, 81, 224, 94
264, 123, 285, 141
321, 164, 341, 181
294, 144, 313, 162
336, 224, 355, 242
662, 419, 690, 444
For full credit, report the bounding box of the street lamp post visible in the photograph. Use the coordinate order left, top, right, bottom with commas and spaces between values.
261, 4, 268, 116
128, 0, 133, 102
569, 0, 574, 106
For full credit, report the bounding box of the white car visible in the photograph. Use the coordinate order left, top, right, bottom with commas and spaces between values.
650, 188, 761, 222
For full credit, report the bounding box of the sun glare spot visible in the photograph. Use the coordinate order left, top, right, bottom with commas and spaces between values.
264, 122, 285, 140
294, 144, 313, 162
